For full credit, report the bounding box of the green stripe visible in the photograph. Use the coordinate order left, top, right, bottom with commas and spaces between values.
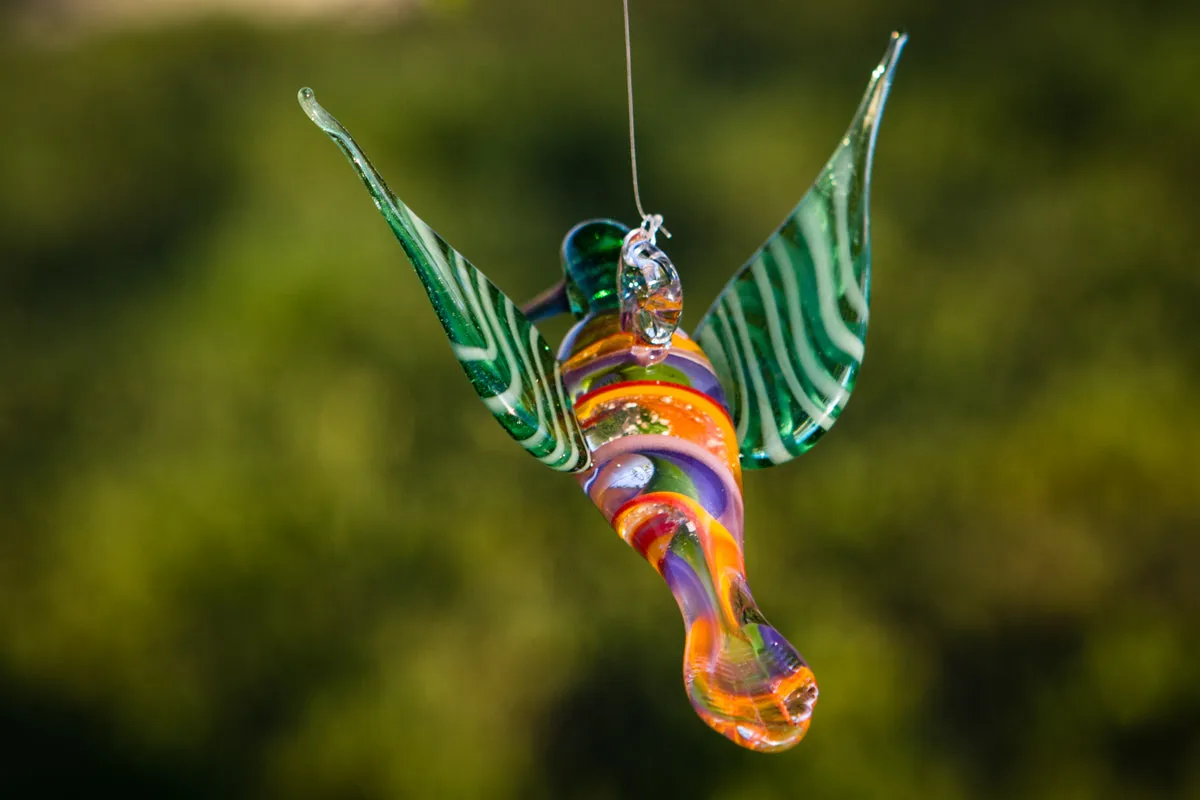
692, 33, 905, 469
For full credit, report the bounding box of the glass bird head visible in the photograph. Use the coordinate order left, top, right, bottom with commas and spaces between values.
557, 217, 684, 364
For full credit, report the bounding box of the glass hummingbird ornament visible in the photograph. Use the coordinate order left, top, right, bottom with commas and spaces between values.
299, 31, 905, 753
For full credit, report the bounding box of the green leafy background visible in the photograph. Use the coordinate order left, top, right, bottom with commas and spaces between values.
1, 1, 1197, 797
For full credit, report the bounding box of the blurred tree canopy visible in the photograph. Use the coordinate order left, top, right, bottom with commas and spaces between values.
1, 0, 1198, 797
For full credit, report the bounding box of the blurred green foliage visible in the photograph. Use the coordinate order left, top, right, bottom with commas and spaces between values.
1, 0, 1199, 797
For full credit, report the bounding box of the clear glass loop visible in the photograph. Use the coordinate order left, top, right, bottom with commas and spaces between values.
618, 225, 683, 362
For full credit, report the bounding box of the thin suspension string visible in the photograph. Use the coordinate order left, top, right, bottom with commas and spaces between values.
622, 0, 668, 238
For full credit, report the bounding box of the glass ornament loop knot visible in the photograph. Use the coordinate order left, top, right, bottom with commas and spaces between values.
619, 223, 683, 362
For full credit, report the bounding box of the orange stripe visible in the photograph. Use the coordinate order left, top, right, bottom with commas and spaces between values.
575, 380, 741, 479
573, 381, 737, 442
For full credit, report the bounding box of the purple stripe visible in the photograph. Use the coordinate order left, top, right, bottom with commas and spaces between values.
562, 348, 728, 408
661, 550, 718, 628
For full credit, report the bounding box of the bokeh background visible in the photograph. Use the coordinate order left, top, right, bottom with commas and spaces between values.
2, 0, 1198, 796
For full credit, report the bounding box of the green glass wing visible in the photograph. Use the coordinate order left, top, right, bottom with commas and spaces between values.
693, 32, 905, 469
299, 89, 590, 473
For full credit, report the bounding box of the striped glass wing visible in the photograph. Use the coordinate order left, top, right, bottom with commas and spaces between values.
693, 33, 905, 469
300, 89, 590, 473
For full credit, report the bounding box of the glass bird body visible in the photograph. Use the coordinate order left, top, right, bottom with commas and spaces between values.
299, 32, 905, 753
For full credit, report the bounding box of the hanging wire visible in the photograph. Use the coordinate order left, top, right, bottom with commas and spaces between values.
622, 0, 669, 239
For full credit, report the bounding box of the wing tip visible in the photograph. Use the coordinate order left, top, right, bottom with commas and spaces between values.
877, 31, 908, 94
858, 31, 907, 130
297, 86, 342, 139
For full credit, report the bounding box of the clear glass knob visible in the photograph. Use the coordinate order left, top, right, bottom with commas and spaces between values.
618, 224, 683, 363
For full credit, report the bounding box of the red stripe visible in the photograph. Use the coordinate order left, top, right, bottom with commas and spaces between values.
613, 492, 699, 558
612, 490, 694, 518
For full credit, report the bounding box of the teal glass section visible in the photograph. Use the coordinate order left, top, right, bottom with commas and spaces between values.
560, 219, 629, 317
